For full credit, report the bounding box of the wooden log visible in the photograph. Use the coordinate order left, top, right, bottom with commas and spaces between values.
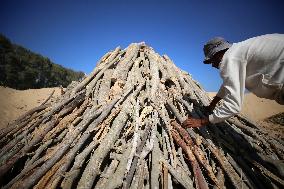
97, 69, 113, 105
13, 86, 131, 189
151, 121, 161, 189
0, 104, 48, 145
160, 159, 194, 189
123, 119, 152, 188
86, 49, 123, 96
103, 144, 132, 189
171, 129, 209, 189
94, 159, 119, 189
72, 47, 121, 95
111, 43, 140, 82
77, 84, 144, 189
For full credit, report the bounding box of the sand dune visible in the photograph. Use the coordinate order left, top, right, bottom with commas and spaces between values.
207, 92, 284, 121
0, 86, 61, 129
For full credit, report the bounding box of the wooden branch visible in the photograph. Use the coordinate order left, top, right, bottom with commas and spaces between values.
14, 87, 126, 189
177, 147, 192, 177
77, 84, 144, 189
147, 50, 160, 100
200, 137, 249, 189
163, 163, 169, 189
129, 159, 147, 189
171, 129, 209, 189
125, 99, 140, 175
97, 69, 113, 105
72, 47, 121, 95
103, 144, 132, 189
160, 159, 194, 189
227, 154, 257, 189
151, 119, 161, 189
139, 127, 155, 160
112, 43, 140, 82
171, 120, 219, 187
0, 104, 48, 141
123, 119, 151, 189
40, 89, 55, 106
166, 100, 186, 123
95, 159, 119, 189
251, 159, 284, 187
213, 167, 225, 189
86, 50, 123, 96
0, 91, 86, 177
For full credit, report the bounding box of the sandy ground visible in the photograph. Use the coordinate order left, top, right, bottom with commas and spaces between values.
208, 92, 284, 137
0, 86, 283, 130
0, 86, 62, 129
207, 92, 284, 121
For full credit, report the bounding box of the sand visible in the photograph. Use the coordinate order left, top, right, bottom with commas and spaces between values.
0, 86, 61, 129
0, 86, 283, 129
207, 92, 284, 121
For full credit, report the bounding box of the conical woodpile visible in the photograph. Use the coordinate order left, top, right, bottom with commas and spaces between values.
0, 42, 283, 189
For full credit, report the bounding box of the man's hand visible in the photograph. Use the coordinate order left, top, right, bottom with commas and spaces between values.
182, 117, 209, 128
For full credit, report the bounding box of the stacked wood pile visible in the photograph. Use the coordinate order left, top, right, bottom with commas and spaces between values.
0, 42, 283, 189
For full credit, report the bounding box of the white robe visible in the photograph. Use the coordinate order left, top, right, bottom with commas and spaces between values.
209, 34, 284, 124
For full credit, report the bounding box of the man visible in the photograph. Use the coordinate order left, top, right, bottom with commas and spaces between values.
183, 34, 284, 128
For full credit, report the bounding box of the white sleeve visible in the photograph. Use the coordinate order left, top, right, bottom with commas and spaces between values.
209, 57, 246, 124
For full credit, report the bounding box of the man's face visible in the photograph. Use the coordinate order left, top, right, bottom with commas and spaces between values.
208, 57, 220, 69
211, 59, 220, 69
209, 51, 224, 69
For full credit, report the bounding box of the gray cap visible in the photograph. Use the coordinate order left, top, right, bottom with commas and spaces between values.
203, 37, 232, 64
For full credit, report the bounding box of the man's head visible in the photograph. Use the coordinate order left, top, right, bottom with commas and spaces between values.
203, 37, 232, 69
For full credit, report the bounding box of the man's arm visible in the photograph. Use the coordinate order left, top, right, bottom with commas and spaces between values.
182, 57, 246, 128
204, 83, 226, 113
182, 87, 223, 128
182, 94, 222, 128
205, 95, 222, 113
208, 57, 246, 124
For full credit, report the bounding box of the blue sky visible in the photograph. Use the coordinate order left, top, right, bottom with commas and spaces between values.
1, 0, 284, 91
